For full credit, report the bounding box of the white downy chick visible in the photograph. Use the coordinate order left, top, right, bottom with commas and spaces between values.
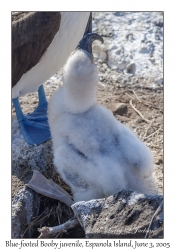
48, 33, 158, 202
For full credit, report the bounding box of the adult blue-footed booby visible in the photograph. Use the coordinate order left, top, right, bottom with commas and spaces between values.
27, 33, 158, 205
12, 12, 91, 145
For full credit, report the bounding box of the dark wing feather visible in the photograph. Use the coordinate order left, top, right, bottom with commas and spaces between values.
12, 12, 61, 87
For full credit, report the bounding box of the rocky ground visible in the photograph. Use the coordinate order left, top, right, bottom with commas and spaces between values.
12, 12, 163, 238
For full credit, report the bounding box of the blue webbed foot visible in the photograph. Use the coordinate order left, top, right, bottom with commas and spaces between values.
12, 85, 51, 145
26, 85, 48, 122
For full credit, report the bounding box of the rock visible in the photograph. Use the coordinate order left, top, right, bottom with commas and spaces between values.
117, 60, 128, 71
156, 77, 163, 85
106, 44, 129, 71
72, 189, 163, 238
149, 57, 155, 63
110, 75, 117, 82
116, 74, 123, 81
12, 117, 59, 188
12, 117, 73, 237
139, 45, 149, 54
154, 20, 163, 28
106, 68, 111, 73
102, 63, 108, 71
92, 40, 107, 62
111, 103, 128, 115
12, 187, 40, 238
126, 63, 136, 75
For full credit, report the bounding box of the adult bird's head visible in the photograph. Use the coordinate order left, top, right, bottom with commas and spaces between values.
62, 33, 104, 113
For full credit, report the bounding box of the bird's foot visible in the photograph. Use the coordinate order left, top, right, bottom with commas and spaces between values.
26, 85, 48, 122
12, 85, 51, 145
26, 170, 74, 207
18, 118, 51, 145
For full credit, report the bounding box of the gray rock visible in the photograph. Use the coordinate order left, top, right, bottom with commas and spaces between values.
149, 57, 155, 63
156, 77, 163, 85
116, 74, 123, 81
112, 103, 128, 115
12, 117, 73, 238
139, 45, 149, 54
72, 189, 163, 238
12, 117, 58, 188
12, 187, 40, 238
110, 75, 118, 82
92, 40, 107, 62
154, 20, 163, 28
117, 60, 128, 71
122, 79, 127, 84
126, 63, 136, 75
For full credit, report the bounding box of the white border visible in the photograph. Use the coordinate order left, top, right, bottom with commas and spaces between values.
1, 0, 174, 248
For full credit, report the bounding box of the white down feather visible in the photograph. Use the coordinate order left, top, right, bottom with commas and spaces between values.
48, 49, 158, 202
